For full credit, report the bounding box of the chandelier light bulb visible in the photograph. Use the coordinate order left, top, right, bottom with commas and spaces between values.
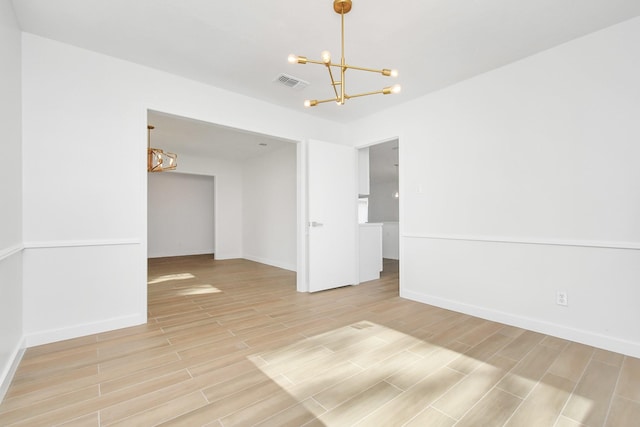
391, 84, 401, 94
321, 50, 332, 64
390, 69, 399, 78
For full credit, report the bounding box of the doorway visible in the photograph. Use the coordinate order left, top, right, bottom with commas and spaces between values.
145, 110, 298, 288
358, 139, 400, 265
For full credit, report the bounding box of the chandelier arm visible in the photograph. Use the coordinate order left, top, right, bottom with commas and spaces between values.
302, 58, 329, 66
343, 89, 386, 99
341, 64, 391, 74
301, 61, 391, 76
325, 65, 341, 100
315, 97, 342, 105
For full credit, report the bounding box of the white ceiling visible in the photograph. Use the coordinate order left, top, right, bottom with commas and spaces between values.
147, 110, 294, 162
147, 110, 401, 185
12, 0, 640, 124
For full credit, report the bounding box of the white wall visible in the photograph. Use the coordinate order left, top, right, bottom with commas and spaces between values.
368, 179, 399, 222
242, 144, 297, 271
349, 18, 640, 357
0, 0, 24, 399
150, 141, 297, 270
173, 154, 244, 260
148, 172, 215, 258
21, 33, 346, 346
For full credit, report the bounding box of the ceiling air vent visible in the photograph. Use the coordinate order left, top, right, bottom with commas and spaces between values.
274, 73, 309, 90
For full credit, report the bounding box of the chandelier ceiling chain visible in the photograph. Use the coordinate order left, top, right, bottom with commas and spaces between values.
288, 0, 401, 108
147, 125, 177, 172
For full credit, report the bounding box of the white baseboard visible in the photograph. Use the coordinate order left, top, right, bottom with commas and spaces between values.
24, 313, 147, 348
214, 253, 243, 261
243, 255, 296, 272
147, 249, 215, 259
401, 288, 640, 359
0, 337, 26, 403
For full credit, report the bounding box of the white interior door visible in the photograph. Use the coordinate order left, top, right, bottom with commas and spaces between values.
306, 139, 358, 292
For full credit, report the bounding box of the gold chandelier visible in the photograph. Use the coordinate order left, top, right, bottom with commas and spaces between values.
147, 125, 177, 172
288, 0, 401, 107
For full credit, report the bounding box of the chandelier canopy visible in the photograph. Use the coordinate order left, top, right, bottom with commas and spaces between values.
288, 0, 401, 108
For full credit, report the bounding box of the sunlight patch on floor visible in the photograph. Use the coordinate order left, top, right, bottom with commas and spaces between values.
175, 284, 222, 296
247, 321, 595, 425
147, 272, 195, 284
246, 321, 438, 421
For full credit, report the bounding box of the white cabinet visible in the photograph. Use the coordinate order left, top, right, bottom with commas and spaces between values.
359, 223, 383, 282
382, 222, 399, 260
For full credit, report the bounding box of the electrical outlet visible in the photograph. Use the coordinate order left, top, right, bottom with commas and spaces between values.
556, 291, 568, 306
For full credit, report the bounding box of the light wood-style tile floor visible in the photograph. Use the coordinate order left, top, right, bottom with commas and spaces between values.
1, 256, 639, 426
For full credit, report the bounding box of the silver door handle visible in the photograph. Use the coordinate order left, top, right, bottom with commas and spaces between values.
309, 221, 324, 227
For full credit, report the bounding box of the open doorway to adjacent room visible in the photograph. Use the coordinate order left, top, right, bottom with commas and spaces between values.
358, 139, 400, 271
145, 110, 299, 310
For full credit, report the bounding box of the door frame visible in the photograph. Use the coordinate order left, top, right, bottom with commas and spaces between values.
296, 140, 308, 292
